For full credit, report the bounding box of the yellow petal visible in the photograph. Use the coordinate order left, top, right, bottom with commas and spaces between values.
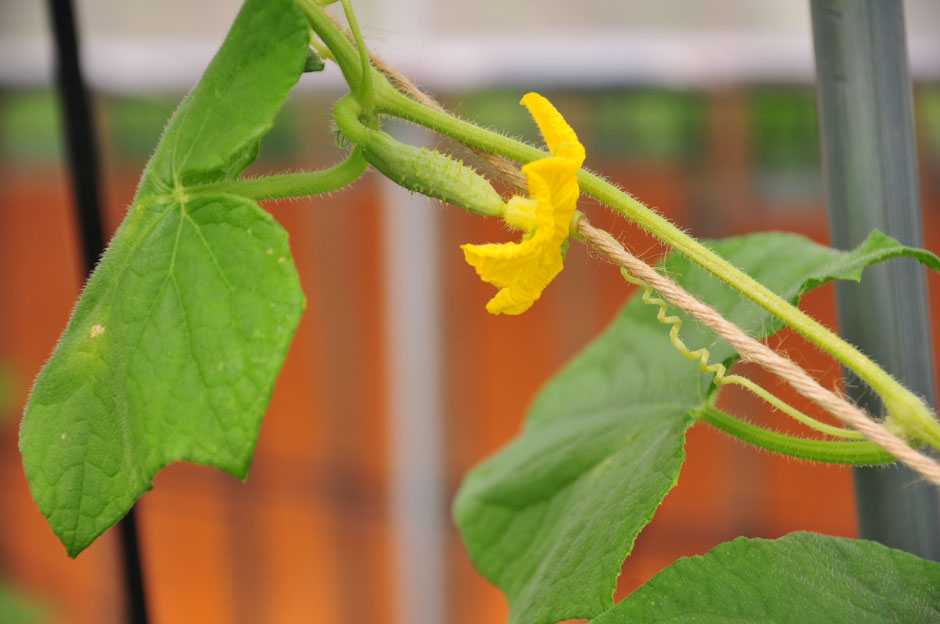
522, 156, 581, 243
461, 229, 547, 288
463, 239, 535, 289
461, 228, 561, 315
482, 249, 563, 315
520, 92, 586, 166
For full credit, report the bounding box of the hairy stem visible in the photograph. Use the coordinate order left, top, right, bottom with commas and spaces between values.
339, 0, 374, 113
693, 405, 896, 465
299, 0, 365, 89
191, 150, 368, 200
723, 374, 863, 439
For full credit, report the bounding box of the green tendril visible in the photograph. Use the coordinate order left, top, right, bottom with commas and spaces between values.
620, 269, 864, 440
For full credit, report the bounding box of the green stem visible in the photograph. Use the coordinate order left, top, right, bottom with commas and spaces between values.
192, 150, 368, 200
693, 405, 896, 465
333, 95, 369, 143
380, 88, 543, 163
340, 0, 374, 114
298, 0, 365, 90
720, 374, 863, 439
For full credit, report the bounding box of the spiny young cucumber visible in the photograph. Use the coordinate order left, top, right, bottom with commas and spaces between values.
364, 133, 504, 217
333, 95, 504, 217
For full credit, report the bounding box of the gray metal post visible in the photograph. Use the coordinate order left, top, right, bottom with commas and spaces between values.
380, 125, 447, 624
810, 0, 939, 560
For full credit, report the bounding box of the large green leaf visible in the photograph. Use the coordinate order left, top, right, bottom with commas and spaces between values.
593, 532, 940, 623
454, 230, 940, 624
20, 0, 309, 556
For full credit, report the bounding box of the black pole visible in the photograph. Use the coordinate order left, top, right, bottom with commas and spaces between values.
810, 0, 940, 560
46, 0, 152, 620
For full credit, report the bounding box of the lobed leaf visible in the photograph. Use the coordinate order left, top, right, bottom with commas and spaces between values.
454, 230, 940, 624
20, 0, 310, 556
593, 532, 940, 623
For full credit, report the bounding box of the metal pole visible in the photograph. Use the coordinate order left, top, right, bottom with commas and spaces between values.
46, 0, 152, 618
380, 125, 447, 624
371, 0, 448, 620
810, 0, 939, 560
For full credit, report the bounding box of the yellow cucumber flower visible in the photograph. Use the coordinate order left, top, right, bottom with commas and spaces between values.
461, 92, 585, 315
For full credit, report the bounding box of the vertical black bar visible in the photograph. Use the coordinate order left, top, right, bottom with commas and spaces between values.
46, 0, 104, 271
810, 0, 940, 560
114, 508, 149, 623
46, 0, 152, 620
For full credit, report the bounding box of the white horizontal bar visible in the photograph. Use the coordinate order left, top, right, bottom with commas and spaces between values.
4, 31, 940, 93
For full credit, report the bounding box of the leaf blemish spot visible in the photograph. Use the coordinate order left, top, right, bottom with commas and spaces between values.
266, 248, 274, 255
89, 324, 106, 339
60, 432, 67, 440
278, 256, 286, 263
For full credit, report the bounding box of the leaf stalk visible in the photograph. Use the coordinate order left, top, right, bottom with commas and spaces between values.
692, 405, 896, 465
191, 150, 368, 201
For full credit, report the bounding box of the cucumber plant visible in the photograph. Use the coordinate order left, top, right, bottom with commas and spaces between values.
21, 1, 940, 621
